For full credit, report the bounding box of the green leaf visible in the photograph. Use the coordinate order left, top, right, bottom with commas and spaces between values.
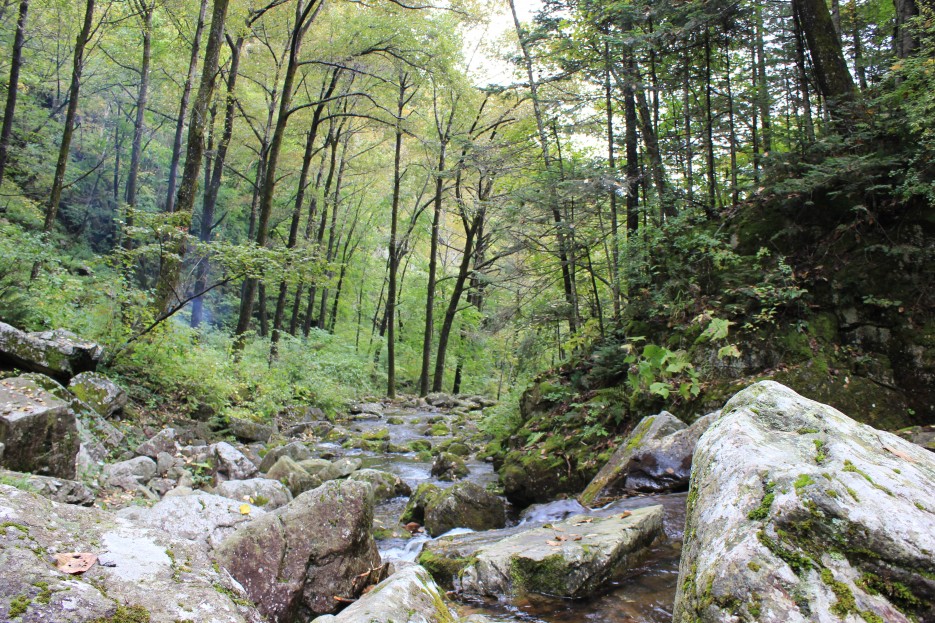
649, 382, 670, 398
717, 344, 742, 359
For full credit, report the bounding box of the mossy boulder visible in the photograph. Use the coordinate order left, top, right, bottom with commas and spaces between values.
673, 381, 935, 623
347, 468, 411, 502
430, 452, 469, 481
499, 449, 594, 509
67, 372, 127, 418
400, 483, 441, 525
0, 322, 103, 382
423, 482, 507, 537
458, 505, 664, 601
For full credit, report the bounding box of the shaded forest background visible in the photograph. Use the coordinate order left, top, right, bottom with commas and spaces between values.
0, 0, 931, 441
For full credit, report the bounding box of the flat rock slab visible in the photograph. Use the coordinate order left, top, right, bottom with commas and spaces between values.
117, 491, 264, 551
455, 504, 664, 600
311, 565, 461, 623
673, 381, 935, 623
0, 322, 102, 380
0, 376, 78, 478
0, 470, 94, 506
0, 484, 260, 623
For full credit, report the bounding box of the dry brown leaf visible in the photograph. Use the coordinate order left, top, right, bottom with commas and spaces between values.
883, 443, 914, 462
620, 511, 632, 519
54, 552, 97, 574
572, 535, 582, 541
546, 540, 561, 547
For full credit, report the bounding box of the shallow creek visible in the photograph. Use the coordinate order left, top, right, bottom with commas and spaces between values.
319, 406, 685, 623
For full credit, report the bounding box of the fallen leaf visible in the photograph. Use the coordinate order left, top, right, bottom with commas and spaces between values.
620, 511, 632, 519
883, 443, 914, 462
572, 535, 582, 541
239, 504, 251, 515
54, 552, 97, 574
665, 468, 675, 474
573, 518, 594, 525
546, 540, 561, 547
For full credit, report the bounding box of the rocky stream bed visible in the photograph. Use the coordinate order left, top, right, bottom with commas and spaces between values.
0, 324, 933, 622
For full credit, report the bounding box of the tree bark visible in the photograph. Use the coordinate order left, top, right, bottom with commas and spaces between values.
0, 0, 28, 187
166, 0, 208, 213
152, 0, 230, 311
792, 0, 857, 104
42, 0, 95, 235
123, 0, 154, 249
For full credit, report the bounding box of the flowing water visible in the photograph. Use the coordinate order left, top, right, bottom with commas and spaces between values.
316, 406, 685, 623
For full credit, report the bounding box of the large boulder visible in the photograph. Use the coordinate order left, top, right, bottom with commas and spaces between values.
424, 481, 507, 537
579, 411, 685, 506
347, 468, 411, 502
134, 428, 179, 458
455, 505, 664, 600
118, 491, 264, 551
0, 469, 95, 506
266, 455, 320, 496
0, 376, 79, 478
259, 440, 313, 472
673, 381, 935, 623
431, 452, 469, 481
216, 479, 382, 622
0, 484, 261, 623
214, 477, 293, 510
311, 565, 460, 623
102, 456, 156, 490
212, 441, 260, 482
66, 372, 127, 418
0, 323, 103, 381
499, 449, 593, 509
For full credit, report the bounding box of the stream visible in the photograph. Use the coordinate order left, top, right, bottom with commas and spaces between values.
317, 405, 686, 623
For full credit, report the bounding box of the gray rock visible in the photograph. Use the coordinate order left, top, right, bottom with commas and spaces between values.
155, 451, 178, 476
67, 372, 127, 418
0, 376, 79, 478
102, 456, 156, 490
332, 456, 361, 477
266, 455, 320, 496
298, 458, 341, 481
457, 505, 664, 600
347, 468, 411, 502
259, 440, 312, 472
311, 565, 459, 623
212, 441, 259, 482
426, 393, 458, 408
0, 469, 95, 505
350, 402, 383, 416
229, 417, 273, 443
579, 411, 686, 506
431, 452, 469, 481
148, 477, 176, 496
118, 491, 264, 551
0, 322, 103, 381
0, 484, 261, 623
216, 479, 382, 622
214, 477, 293, 510
134, 428, 179, 458
424, 481, 507, 537
673, 381, 935, 623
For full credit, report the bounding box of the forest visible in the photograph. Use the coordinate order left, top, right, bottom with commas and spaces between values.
0, 0, 933, 621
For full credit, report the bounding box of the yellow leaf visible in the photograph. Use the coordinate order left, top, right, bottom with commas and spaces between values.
239, 504, 251, 515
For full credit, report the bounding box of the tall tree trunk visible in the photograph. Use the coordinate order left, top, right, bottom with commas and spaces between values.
123, 0, 154, 247
419, 89, 456, 396
624, 55, 640, 234
703, 29, 717, 218
166, 0, 208, 213
603, 42, 620, 322
0, 0, 28, 187
317, 132, 348, 331
152, 0, 230, 312
432, 218, 478, 392
682, 47, 694, 206
851, 0, 868, 89
509, 0, 577, 335
755, 3, 772, 154
191, 34, 243, 328
386, 71, 411, 398
41, 0, 95, 236
894, 0, 919, 59
234, 0, 322, 350
792, 0, 857, 105
792, 5, 817, 143
725, 47, 739, 208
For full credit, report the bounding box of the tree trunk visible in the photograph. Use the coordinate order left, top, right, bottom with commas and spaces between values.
0, 0, 28, 187
191, 34, 243, 328
603, 42, 620, 321
894, 0, 919, 59
235, 0, 322, 350
792, 0, 857, 104
123, 0, 154, 247
509, 0, 577, 335
152, 0, 230, 311
42, 0, 95, 236
166, 0, 208, 213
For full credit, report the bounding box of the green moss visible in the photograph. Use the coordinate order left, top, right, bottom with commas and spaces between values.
748, 481, 776, 520
9, 594, 30, 618
813, 440, 827, 463
509, 554, 569, 596
416, 550, 474, 589
794, 474, 815, 494
1, 521, 29, 534
843, 460, 893, 495
857, 573, 921, 611
212, 583, 252, 607
820, 568, 857, 617
757, 530, 813, 575
90, 605, 151, 623
859, 610, 884, 623
626, 416, 654, 450
33, 581, 51, 605
747, 561, 761, 572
